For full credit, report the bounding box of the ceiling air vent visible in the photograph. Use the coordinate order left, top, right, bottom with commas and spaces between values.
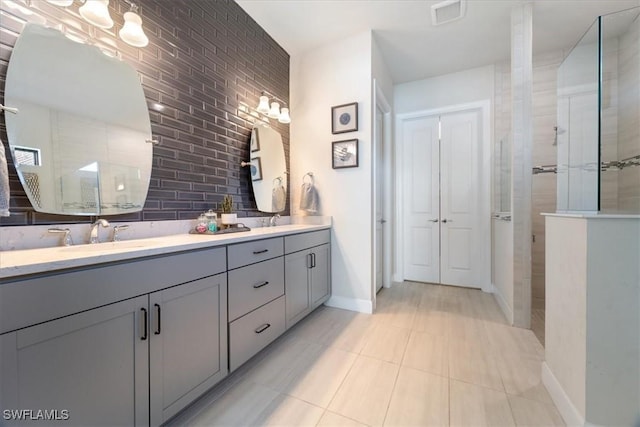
431, 0, 466, 26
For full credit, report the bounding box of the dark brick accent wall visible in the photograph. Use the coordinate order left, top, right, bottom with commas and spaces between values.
0, 0, 289, 226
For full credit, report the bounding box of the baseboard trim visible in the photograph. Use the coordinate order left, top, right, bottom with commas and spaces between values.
491, 283, 514, 325
541, 361, 585, 427
325, 295, 373, 314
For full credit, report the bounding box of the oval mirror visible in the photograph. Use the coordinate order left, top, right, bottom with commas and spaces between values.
5, 23, 153, 216
249, 125, 287, 213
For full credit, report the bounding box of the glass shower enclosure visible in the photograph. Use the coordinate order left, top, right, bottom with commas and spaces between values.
556, 7, 640, 213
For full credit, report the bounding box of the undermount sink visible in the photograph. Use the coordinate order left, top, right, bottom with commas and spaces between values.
61, 240, 163, 253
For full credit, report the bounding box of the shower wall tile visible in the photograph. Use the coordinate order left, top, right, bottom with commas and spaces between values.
0, 0, 290, 226
618, 16, 640, 213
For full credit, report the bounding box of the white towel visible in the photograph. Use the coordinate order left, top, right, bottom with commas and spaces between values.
0, 138, 10, 217
299, 182, 319, 212
272, 184, 286, 212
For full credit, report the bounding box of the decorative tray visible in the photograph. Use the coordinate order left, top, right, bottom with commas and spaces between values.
189, 225, 251, 235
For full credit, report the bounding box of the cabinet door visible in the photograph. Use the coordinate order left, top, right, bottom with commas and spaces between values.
284, 250, 311, 328
0, 296, 149, 427
310, 244, 331, 308
149, 273, 228, 426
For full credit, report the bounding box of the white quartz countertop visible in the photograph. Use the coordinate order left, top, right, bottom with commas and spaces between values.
0, 223, 330, 279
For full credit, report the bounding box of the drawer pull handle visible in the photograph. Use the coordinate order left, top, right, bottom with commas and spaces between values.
154, 303, 161, 335
255, 323, 271, 334
253, 249, 269, 255
140, 308, 148, 341
253, 281, 270, 289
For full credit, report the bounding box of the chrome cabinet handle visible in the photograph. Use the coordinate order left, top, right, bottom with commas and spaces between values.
255, 323, 271, 334
428, 219, 439, 223
154, 304, 161, 335
253, 281, 269, 289
253, 249, 268, 255
140, 308, 148, 341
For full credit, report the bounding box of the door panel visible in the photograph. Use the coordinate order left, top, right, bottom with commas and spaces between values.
440, 111, 480, 287
0, 296, 149, 427
401, 109, 483, 289
402, 116, 440, 283
149, 274, 227, 426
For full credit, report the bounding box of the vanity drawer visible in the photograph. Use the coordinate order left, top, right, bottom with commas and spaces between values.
284, 229, 331, 254
227, 237, 284, 269
228, 257, 284, 321
229, 295, 285, 372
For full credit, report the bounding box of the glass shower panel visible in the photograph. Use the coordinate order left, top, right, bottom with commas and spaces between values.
600, 8, 640, 213
556, 20, 600, 212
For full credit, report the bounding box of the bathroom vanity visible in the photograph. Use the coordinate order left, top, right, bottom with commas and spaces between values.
0, 224, 331, 426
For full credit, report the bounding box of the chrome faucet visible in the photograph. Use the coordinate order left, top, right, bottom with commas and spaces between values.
90, 219, 110, 243
269, 214, 280, 227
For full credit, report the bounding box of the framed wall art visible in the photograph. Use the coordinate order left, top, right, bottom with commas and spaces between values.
332, 139, 358, 169
251, 157, 263, 181
331, 102, 358, 134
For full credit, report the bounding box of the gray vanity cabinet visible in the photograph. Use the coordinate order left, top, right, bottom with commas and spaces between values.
284, 230, 331, 329
0, 295, 150, 427
149, 273, 227, 426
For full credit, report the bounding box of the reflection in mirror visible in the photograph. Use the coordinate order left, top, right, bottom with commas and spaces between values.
5, 23, 153, 216
250, 125, 287, 213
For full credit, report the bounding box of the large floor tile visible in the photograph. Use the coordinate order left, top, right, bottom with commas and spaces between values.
449, 337, 504, 391
402, 330, 448, 377
508, 395, 565, 426
360, 324, 410, 364
283, 346, 357, 408
450, 379, 515, 427
328, 355, 399, 426
317, 411, 368, 427
497, 351, 554, 405
383, 366, 448, 427
252, 395, 324, 427
186, 380, 280, 426
324, 312, 377, 354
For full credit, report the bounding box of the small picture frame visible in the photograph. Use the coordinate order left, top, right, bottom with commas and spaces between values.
331, 102, 358, 134
251, 157, 263, 181
332, 139, 358, 169
250, 128, 260, 152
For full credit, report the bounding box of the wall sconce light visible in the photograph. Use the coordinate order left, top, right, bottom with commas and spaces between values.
119, 2, 149, 47
45, 0, 149, 48
78, 0, 114, 29
255, 91, 291, 124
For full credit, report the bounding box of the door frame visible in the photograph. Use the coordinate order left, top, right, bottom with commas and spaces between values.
372, 79, 393, 310
394, 100, 492, 292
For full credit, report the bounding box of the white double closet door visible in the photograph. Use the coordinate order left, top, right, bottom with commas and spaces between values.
402, 109, 483, 288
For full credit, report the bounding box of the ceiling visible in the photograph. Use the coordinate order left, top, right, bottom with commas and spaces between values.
236, 0, 640, 83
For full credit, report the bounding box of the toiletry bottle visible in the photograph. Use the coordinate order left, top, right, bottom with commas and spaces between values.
195, 213, 208, 234
205, 209, 217, 232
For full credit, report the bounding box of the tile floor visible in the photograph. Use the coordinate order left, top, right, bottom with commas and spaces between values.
168, 282, 564, 426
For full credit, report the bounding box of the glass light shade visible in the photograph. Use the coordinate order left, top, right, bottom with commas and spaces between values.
268, 101, 280, 119
278, 107, 291, 124
79, 0, 114, 29
256, 95, 270, 114
119, 11, 149, 47
47, 0, 74, 6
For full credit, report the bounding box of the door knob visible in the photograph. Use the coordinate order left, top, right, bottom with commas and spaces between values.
442, 219, 453, 223
379, 219, 387, 224
428, 219, 439, 223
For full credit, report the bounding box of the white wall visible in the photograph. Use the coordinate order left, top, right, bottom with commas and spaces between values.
394, 64, 495, 114
290, 31, 374, 312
